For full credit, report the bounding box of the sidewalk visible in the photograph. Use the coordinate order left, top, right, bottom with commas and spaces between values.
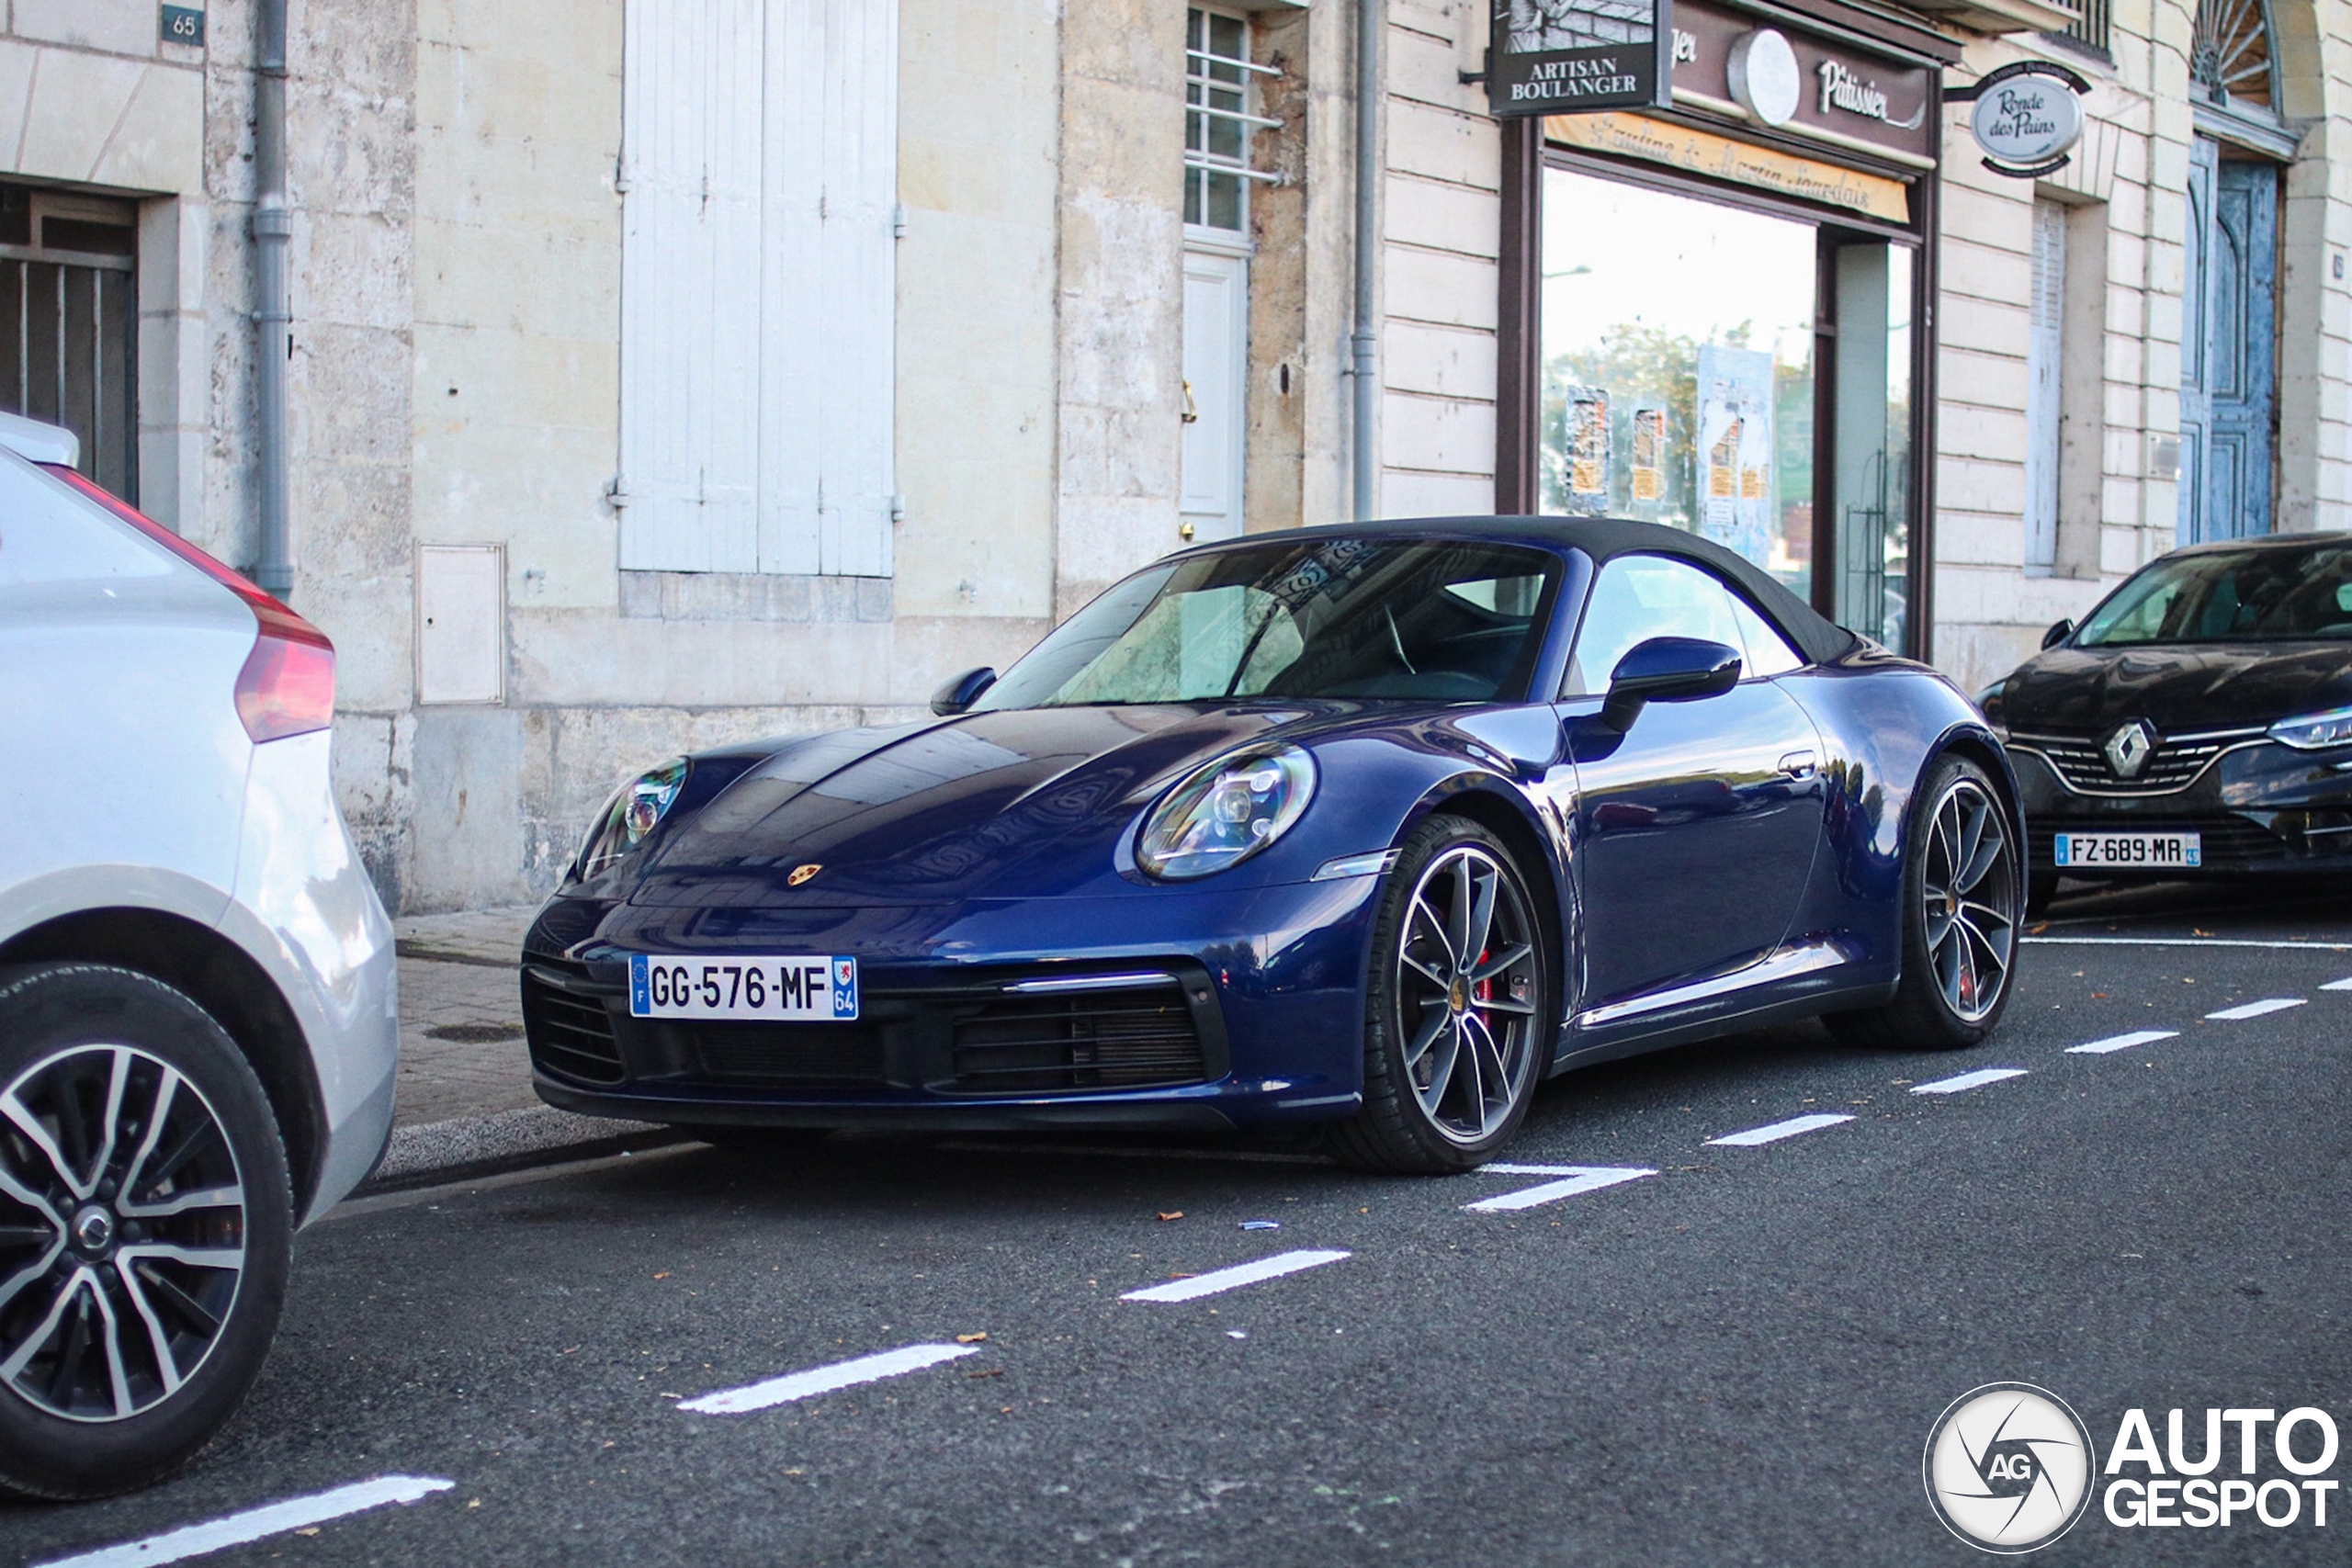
371, 905, 674, 1190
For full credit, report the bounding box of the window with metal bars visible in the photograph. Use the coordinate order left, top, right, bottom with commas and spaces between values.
1185, 8, 1281, 233
2057, 0, 2109, 55
0, 183, 137, 501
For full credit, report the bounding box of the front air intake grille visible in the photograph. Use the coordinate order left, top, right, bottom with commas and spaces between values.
684, 1022, 888, 1086
950, 982, 1208, 1094
521, 965, 626, 1086
2010, 728, 2264, 795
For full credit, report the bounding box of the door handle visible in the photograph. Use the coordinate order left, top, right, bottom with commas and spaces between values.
1778, 750, 1818, 780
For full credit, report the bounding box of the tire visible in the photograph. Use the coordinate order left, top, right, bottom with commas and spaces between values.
1827, 756, 2022, 1053
1327, 818, 1552, 1174
0, 964, 292, 1500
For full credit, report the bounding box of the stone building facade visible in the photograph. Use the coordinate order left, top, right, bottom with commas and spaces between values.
4, 0, 2348, 911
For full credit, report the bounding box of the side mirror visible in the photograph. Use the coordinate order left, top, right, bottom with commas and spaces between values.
2041, 618, 2074, 650
930, 667, 997, 716
1601, 637, 1742, 732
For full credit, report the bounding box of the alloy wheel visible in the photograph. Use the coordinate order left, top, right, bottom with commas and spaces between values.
1394, 844, 1543, 1145
0, 1044, 247, 1422
1921, 778, 2018, 1024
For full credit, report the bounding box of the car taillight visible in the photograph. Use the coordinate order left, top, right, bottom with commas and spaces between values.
44, 465, 336, 743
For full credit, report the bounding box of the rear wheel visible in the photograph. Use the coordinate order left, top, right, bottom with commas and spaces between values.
0, 965, 291, 1500
1827, 758, 2021, 1052
1327, 818, 1550, 1174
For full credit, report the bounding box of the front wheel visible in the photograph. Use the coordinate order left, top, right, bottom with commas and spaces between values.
1327, 818, 1551, 1174
0, 965, 293, 1499
1827, 757, 2021, 1052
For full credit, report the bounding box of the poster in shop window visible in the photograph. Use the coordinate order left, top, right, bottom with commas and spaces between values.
1693, 344, 1774, 565
1488, 1, 1672, 118
1568, 388, 1610, 502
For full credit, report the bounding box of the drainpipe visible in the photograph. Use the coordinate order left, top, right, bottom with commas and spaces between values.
1351, 0, 1381, 521
253, 0, 293, 596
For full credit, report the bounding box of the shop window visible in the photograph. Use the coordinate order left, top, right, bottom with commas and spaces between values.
1829, 243, 1913, 650
1537, 168, 1817, 600
616, 0, 898, 577
0, 182, 137, 502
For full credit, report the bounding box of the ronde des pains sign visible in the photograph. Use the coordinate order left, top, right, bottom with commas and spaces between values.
1954, 60, 2092, 179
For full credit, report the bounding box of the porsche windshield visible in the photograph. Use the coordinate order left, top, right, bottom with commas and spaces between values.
977, 538, 1560, 708
2076, 544, 2352, 647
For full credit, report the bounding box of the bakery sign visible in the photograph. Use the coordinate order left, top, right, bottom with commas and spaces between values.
1949, 60, 2092, 178
1487, 0, 1674, 118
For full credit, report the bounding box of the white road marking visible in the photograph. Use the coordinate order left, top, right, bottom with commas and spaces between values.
2205, 998, 2308, 1021
1480, 1163, 1584, 1176
679, 1343, 978, 1415
2324, 977, 2352, 991
1465, 1166, 1657, 1213
1122, 1249, 1351, 1303
1706, 1113, 1854, 1147
1910, 1067, 2029, 1095
2025, 936, 2352, 951
2066, 1029, 2179, 1055
33, 1476, 455, 1568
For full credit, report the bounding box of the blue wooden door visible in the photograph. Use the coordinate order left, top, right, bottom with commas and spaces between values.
2181, 143, 2278, 543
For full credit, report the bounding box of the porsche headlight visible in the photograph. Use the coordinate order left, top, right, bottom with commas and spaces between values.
2268, 705, 2352, 751
573, 758, 689, 881
1136, 746, 1317, 880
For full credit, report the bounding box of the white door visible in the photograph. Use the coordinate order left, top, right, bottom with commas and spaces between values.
1181, 248, 1247, 543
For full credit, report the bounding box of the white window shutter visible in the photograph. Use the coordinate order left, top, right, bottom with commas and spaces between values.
815, 0, 897, 577
624, 0, 896, 578
2023, 198, 2065, 574
758, 0, 825, 575
620, 0, 764, 572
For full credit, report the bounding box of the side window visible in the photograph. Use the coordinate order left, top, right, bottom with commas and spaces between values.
1563, 555, 1744, 696
1728, 592, 1806, 678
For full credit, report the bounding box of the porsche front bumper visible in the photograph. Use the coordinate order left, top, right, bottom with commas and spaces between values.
519, 875, 1387, 1132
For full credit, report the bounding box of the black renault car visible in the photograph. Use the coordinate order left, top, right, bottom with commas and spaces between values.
1981, 533, 2352, 910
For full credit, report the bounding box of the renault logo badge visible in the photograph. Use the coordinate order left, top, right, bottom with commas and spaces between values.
2104, 719, 2156, 779
787, 863, 822, 886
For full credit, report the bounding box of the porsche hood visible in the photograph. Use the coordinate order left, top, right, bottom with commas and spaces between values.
625, 705, 1347, 906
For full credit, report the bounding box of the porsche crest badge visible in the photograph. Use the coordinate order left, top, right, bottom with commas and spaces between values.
787, 863, 822, 886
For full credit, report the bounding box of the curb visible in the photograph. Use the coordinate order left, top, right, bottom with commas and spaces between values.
356, 1104, 694, 1198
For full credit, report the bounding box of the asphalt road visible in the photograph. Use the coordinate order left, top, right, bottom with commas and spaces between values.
8, 881, 2350, 1567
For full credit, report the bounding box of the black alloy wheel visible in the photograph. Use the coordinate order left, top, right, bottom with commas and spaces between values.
1329, 817, 1550, 1173
0, 965, 291, 1499
1828, 756, 2022, 1052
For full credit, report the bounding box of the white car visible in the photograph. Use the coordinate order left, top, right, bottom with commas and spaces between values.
0, 413, 397, 1498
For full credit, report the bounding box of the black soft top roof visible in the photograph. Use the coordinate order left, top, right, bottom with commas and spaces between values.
1204, 515, 1861, 668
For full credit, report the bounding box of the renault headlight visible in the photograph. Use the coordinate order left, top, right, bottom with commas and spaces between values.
573, 758, 689, 880
2268, 705, 2352, 751
1136, 746, 1317, 880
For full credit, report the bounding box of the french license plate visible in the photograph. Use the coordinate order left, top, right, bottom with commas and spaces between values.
628, 954, 859, 1021
2052, 832, 2202, 869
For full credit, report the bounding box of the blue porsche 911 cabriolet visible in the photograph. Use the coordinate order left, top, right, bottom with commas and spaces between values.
520, 517, 2021, 1173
